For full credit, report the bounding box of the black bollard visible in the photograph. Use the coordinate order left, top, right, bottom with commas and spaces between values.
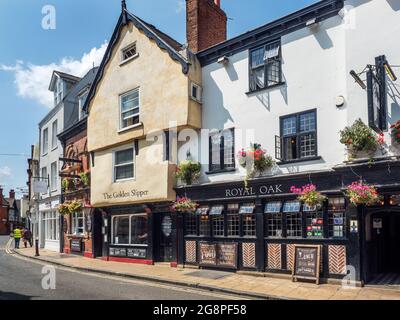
35, 239, 40, 257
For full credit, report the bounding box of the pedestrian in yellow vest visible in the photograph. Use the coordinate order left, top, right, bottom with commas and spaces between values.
13, 227, 22, 249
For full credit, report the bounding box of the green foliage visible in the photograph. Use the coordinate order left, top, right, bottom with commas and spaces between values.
176, 160, 201, 185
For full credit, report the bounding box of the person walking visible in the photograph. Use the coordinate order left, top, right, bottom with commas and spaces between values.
13, 226, 22, 249
22, 228, 33, 248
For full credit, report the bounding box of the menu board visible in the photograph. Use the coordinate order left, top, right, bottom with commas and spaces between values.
217, 243, 238, 268
109, 247, 127, 257
199, 242, 238, 269
127, 248, 147, 258
70, 239, 82, 253
292, 245, 321, 284
199, 243, 217, 265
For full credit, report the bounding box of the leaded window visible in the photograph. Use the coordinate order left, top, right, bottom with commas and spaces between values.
284, 201, 302, 238
265, 201, 283, 237
185, 213, 197, 236
304, 205, 324, 238
328, 197, 346, 238
199, 215, 210, 236
227, 203, 240, 237
209, 128, 235, 172
241, 203, 256, 237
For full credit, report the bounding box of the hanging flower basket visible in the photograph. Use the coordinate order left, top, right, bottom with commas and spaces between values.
171, 197, 198, 213
390, 120, 400, 145
290, 184, 327, 207
237, 143, 275, 187
345, 181, 380, 206
175, 160, 201, 185
79, 172, 90, 187
68, 200, 83, 214
340, 119, 381, 160
58, 203, 70, 215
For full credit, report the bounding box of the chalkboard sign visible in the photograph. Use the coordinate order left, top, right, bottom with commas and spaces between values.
199, 243, 217, 265
292, 245, 321, 285
217, 243, 238, 268
70, 239, 82, 253
127, 248, 147, 258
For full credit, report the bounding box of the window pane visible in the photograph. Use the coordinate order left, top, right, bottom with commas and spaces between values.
283, 137, 297, 160
300, 112, 316, 132
52, 121, 58, 148
266, 59, 281, 86
115, 164, 134, 180
283, 201, 301, 213
130, 215, 148, 245
199, 216, 210, 236
115, 149, 134, 165
112, 216, 130, 244
121, 91, 139, 112
300, 133, 317, 158
306, 210, 324, 238
223, 130, 234, 169
210, 134, 221, 171
212, 216, 224, 236
185, 214, 197, 236
266, 212, 283, 237
243, 214, 256, 236
328, 198, 346, 238
250, 67, 265, 90
251, 47, 265, 68
282, 117, 297, 136
286, 212, 302, 237
227, 214, 240, 237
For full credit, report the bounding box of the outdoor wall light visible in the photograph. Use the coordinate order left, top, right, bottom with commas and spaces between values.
217, 56, 229, 65
336, 95, 345, 108
384, 62, 397, 82
350, 70, 366, 89
306, 18, 319, 29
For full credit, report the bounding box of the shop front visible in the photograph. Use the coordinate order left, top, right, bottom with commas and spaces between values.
176, 159, 400, 284
38, 198, 60, 252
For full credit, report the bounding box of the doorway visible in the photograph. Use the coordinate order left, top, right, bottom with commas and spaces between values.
367, 211, 400, 284
92, 210, 103, 258
154, 213, 173, 262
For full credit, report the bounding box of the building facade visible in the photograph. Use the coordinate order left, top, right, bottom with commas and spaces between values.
175, 0, 400, 284
27, 143, 40, 239
0, 188, 9, 235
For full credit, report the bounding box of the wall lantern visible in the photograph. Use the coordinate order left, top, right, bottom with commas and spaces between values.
336, 95, 345, 108
217, 56, 229, 65
350, 70, 366, 89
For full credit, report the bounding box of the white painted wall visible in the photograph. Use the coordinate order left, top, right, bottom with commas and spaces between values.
177, 0, 400, 186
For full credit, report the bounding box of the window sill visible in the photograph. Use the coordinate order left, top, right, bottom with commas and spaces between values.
246, 82, 286, 95
114, 177, 136, 183
42, 152, 48, 157
51, 146, 58, 152
118, 122, 143, 134
119, 53, 139, 66
277, 156, 322, 165
205, 168, 237, 175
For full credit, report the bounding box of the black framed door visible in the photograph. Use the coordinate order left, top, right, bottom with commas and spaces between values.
92, 210, 103, 257
154, 213, 173, 262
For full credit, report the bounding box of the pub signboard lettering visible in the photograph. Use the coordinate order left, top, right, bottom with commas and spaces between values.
103, 189, 149, 201
127, 248, 147, 258
292, 245, 321, 285
109, 247, 127, 257
70, 239, 82, 253
199, 243, 217, 265
199, 242, 238, 269
225, 185, 283, 198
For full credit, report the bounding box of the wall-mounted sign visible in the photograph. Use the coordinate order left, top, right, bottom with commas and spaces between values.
350, 220, 358, 233
33, 180, 48, 194
225, 185, 283, 198
102, 189, 149, 201
292, 245, 321, 285
109, 247, 127, 257
127, 248, 147, 258
199, 242, 238, 269
199, 243, 217, 265
70, 239, 82, 253
161, 216, 172, 237
373, 218, 383, 229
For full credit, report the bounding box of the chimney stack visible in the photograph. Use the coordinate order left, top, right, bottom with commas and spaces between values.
186, 0, 227, 53
9, 189, 15, 199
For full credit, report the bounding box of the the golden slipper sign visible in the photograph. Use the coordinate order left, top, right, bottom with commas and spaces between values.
102, 189, 149, 200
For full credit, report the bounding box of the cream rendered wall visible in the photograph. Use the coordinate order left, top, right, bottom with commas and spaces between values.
87, 22, 201, 153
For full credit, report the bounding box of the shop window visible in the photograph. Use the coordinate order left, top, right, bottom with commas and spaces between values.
227, 204, 240, 237
390, 194, 400, 206
209, 128, 235, 172
249, 40, 282, 92
284, 201, 301, 238
130, 214, 148, 245
265, 201, 283, 237
185, 213, 198, 236
44, 211, 59, 241
120, 88, 140, 129
328, 197, 346, 238
199, 215, 210, 237
212, 216, 225, 237
241, 203, 256, 237
72, 212, 84, 235
112, 215, 130, 244
304, 205, 324, 238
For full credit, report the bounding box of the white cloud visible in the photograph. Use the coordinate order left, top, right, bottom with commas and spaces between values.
0, 42, 108, 108
176, 0, 185, 13
0, 166, 12, 179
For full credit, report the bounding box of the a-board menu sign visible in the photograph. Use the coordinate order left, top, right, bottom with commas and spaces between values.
292, 245, 321, 285
70, 239, 82, 253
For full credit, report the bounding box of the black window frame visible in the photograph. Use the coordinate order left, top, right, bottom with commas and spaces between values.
249, 40, 283, 93
279, 109, 318, 162
208, 128, 235, 174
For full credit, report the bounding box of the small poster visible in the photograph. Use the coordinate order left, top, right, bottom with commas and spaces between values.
350, 220, 358, 233
217, 243, 238, 268
292, 245, 321, 285
199, 243, 217, 265
373, 218, 382, 229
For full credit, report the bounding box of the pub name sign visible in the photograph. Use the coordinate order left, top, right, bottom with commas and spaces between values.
225, 184, 283, 198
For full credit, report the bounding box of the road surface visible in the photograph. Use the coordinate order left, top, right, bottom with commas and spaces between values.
0, 236, 236, 300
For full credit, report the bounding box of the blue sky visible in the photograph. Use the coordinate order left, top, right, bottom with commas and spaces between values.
0, 0, 318, 197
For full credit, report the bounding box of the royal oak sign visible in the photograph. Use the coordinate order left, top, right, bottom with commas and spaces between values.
225, 184, 283, 198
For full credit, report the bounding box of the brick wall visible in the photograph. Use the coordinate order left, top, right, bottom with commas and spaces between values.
0, 189, 9, 235
186, 0, 227, 53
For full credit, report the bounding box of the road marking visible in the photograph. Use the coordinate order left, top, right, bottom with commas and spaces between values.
8, 252, 249, 300
5, 238, 14, 254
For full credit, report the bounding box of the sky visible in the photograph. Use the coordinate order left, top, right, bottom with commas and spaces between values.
0, 0, 318, 198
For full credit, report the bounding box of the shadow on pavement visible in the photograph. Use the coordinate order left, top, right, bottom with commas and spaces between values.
0, 290, 34, 300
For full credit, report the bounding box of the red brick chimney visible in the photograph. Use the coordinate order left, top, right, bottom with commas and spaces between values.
0, 188, 3, 203
186, 0, 227, 53
9, 189, 15, 199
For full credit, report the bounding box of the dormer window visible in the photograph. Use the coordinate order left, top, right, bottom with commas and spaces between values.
190, 82, 202, 103
121, 43, 138, 64
54, 78, 64, 105
78, 88, 89, 121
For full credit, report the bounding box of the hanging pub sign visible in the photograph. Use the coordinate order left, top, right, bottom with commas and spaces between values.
292, 245, 321, 285
70, 239, 82, 253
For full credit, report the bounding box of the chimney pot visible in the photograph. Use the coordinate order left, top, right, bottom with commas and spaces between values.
9, 189, 15, 199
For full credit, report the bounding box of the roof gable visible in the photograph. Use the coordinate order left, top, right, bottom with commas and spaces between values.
83, 9, 189, 113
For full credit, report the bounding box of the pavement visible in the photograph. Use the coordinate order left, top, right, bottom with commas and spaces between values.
7, 238, 400, 300
0, 236, 239, 300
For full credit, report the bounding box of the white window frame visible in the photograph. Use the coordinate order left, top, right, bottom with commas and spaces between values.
51, 120, 58, 150
41, 167, 48, 195
44, 210, 59, 241
120, 42, 139, 65
50, 161, 57, 191
78, 88, 89, 121
42, 128, 49, 155
119, 88, 140, 131
111, 213, 148, 247
190, 82, 202, 103
71, 212, 85, 235
54, 78, 63, 105
113, 145, 136, 182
